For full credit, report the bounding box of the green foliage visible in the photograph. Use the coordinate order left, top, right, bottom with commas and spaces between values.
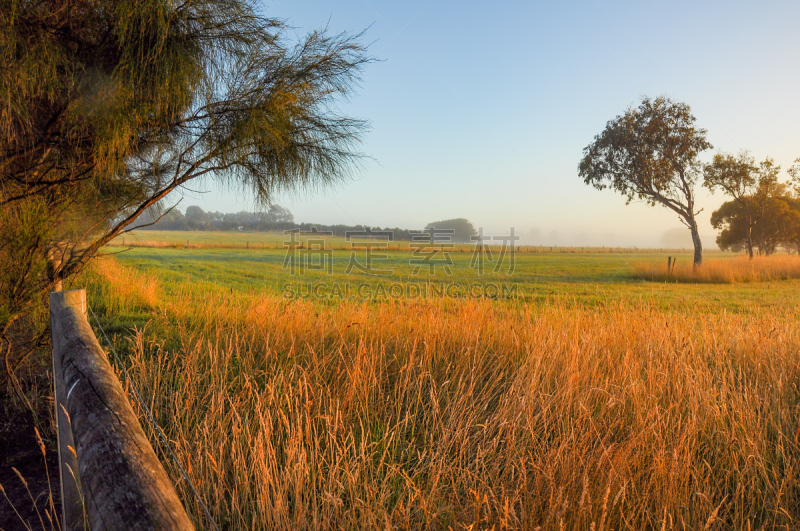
786, 158, 800, 196
703, 152, 782, 257
1, 0, 370, 257
176, 204, 295, 228
185, 206, 206, 223
0, 0, 371, 361
579, 96, 711, 265
0, 199, 51, 321
424, 218, 477, 243
703, 152, 759, 200
711, 201, 749, 253
711, 183, 800, 255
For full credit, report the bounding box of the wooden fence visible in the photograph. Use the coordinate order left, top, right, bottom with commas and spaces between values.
50, 289, 194, 530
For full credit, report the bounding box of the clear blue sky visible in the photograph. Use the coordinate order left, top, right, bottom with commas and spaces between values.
186, 0, 800, 247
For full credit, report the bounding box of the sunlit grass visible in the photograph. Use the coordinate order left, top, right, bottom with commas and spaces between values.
88, 259, 800, 530
634, 254, 800, 283
91, 258, 161, 312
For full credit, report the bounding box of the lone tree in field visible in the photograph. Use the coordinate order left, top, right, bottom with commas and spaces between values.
578, 96, 711, 266
703, 152, 779, 258
0, 0, 370, 370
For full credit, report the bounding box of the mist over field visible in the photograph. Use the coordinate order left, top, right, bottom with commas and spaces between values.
475, 225, 716, 249
183, 0, 800, 249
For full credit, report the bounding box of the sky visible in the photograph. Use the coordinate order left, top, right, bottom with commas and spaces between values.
184, 0, 800, 248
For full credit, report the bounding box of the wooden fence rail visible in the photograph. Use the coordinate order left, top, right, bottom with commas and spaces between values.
50, 289, 194, 530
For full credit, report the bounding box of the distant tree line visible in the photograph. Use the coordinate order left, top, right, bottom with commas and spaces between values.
137, 205, 429, 240
137, 204, 295, 231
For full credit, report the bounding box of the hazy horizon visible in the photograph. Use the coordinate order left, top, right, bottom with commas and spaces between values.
177, 0, 800, 250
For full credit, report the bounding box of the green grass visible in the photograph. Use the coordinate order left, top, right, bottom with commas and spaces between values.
104, 231, 800, 312
115, 229, 698, 252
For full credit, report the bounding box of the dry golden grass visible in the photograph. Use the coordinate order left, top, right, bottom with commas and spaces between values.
91, 258, 161, 312
94, 263, 800, 530
634, 254, 800, 284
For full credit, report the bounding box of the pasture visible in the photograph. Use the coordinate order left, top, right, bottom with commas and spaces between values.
81, 231, 800, 530
104, 231, 800, 313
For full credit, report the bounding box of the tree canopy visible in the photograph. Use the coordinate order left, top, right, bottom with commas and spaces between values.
424, 218, 477, 243
140, 204, 295, 230
703, 152, 780, 258
578, 96, 711, 266
710, 173, 800, 255
0, 0, 371, 362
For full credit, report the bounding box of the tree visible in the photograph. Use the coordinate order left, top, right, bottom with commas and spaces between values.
750, 160, 784, 253
265, 204, 294, 223
578, 96, 712, 266
1, 0, 370, 370
710, 178, 799, 255
788, 159, 800, 197
135, 208, 189, 231
711, 200, 753, 253
703, 152, 760, 258
778, 197, 800, 253
185, 206, 207, 224
424, 218, 477, 243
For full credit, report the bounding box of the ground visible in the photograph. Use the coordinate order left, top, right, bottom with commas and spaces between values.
0, 370, 59, 531
3, 230, 800, 530
109, 230, 799, 311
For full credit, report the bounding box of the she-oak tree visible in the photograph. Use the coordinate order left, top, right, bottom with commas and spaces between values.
0, 0, 370, 369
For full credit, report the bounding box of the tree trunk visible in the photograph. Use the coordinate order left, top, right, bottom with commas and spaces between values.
689, 219, 702, 267
746, 214, 754, 259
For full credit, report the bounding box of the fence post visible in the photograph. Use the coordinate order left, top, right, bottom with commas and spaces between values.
50, 289, 195, 531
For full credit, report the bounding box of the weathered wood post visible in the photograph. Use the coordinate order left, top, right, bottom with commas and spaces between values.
51, 290, 85, 531
50, 289, 195, 530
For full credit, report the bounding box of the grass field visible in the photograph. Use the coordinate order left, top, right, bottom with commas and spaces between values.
80, 231, 800, 530
112, 230, 697, 253
101, 231, 800, 313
